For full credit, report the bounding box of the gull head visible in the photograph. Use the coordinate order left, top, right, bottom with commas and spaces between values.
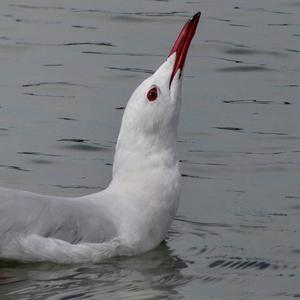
114, 13, 201, 173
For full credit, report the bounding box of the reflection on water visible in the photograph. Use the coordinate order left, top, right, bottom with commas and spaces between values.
0, 243, 188, 300
0, 0, 300, 299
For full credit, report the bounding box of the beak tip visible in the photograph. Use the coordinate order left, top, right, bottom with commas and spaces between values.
192, 12, 201, 20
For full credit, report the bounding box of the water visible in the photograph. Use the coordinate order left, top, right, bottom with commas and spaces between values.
0, 0, 300, 298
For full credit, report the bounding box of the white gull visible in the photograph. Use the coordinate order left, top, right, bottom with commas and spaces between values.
0, 12, 201, 263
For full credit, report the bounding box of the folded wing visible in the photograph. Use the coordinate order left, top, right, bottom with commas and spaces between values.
0, 187, 117, 248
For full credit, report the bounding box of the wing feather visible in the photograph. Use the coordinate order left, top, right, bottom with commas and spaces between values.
0, 187, 117, 247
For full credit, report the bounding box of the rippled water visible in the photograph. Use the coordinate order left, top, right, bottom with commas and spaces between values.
0, 0, 300, 299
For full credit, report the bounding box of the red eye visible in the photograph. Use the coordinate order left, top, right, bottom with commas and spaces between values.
147, 87, 158, 102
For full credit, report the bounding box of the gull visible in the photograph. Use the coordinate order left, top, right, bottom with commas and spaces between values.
0, 12, 201, 263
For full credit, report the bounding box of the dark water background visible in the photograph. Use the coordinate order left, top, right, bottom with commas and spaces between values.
0, 0, 300, 299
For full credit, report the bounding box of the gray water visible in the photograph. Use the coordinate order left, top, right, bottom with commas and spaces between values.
0, 0, 299, 299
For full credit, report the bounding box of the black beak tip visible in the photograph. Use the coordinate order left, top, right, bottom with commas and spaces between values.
192, 12, 201, 21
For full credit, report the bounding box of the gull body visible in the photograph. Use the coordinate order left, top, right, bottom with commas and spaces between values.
0, 13, 200, 263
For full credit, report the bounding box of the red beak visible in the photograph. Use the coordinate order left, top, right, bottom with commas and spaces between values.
169, 12, 201, 86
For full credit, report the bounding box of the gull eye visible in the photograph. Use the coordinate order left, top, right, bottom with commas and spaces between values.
147, 86, 159, 102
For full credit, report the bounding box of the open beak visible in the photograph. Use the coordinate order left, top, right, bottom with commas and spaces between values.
169, 12, 201, 86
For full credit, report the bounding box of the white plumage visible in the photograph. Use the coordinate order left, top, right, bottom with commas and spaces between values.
0, 13, 200, 263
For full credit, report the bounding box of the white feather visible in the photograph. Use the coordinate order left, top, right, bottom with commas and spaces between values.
0, 54, 182, 263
